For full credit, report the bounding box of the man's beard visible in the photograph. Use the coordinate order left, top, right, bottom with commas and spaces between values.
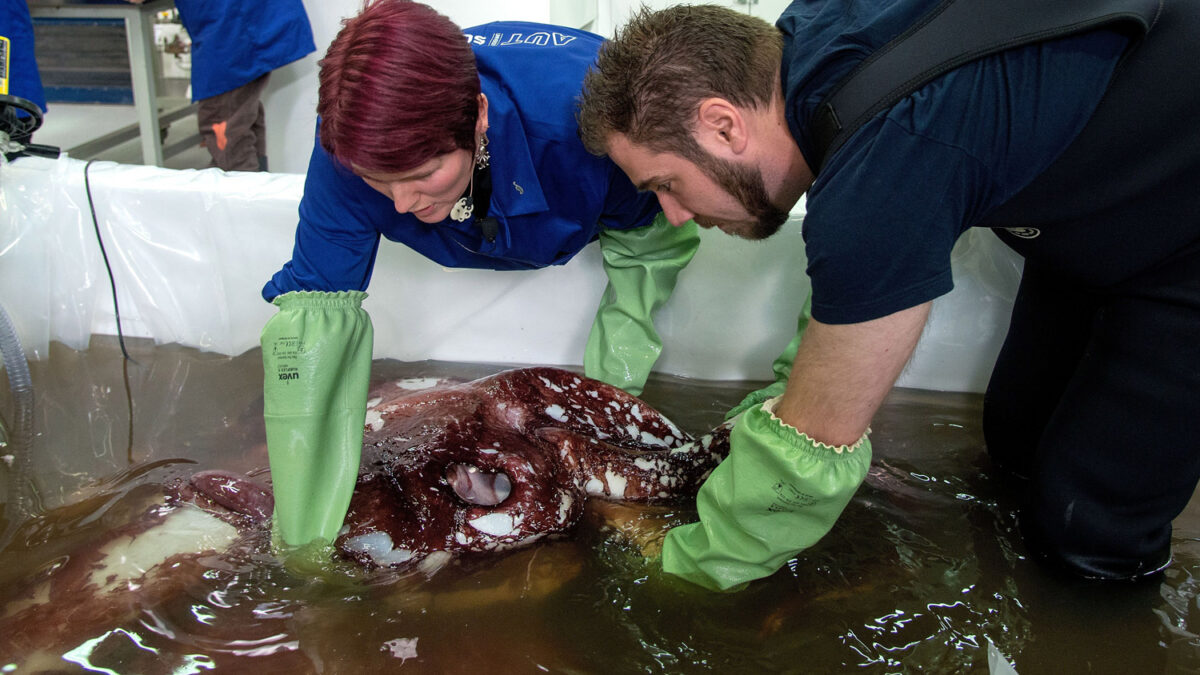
693, 151, 790, 240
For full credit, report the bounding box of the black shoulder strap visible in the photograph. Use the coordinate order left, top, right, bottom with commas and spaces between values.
808, 0, 1161, 173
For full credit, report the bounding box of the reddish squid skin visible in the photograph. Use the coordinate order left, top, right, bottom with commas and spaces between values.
337, 367, 730, 569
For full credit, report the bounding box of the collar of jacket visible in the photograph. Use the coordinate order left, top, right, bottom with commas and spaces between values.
477, 80, 549, 219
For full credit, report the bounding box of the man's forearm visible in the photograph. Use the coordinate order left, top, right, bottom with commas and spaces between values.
773, 301, 932, 446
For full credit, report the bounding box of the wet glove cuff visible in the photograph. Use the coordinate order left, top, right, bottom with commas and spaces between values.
662, 396, 871, 592
271, 289, 367, 311
760, 395, 871, 454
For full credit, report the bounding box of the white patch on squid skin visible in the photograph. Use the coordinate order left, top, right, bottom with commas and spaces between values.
544, 404, 569, 423
674, 435, 711, 454
479, 448, 499, 455
583, 471, 630, 498
587, 390, 600, 398
538, 376, 564, 393
638, 430, 672, 448
3, 578, 51, 619
630, 405, 644, 422
605, 470, 630, 498
581, 415, 613, 440
496, 401, 527, 428
485, 530, 546, 554
367, 396, 383, 408
469, 512, 523, 537
418, 551, 452, 576
342, 531, 416, 567
395, 377, 441, 390
364, 408, 385, 432
557, 494, 575, 524
583, 477, 604, 495
5, 505, 239, 618
633, 457, 660, 472
666, 420, 684, 440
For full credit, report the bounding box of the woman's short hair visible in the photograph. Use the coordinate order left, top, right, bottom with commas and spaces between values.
318, 0, 480, 173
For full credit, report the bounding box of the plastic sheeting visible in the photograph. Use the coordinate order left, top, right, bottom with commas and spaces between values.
0, 154, 1024, 392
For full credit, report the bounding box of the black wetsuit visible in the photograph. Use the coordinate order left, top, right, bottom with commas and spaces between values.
978, 0, 1200, 580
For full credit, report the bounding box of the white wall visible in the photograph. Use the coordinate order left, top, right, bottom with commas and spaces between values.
262, 0, 601, 177
0, 156, 1022, 393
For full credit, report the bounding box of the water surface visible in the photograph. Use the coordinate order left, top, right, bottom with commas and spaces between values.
2, 336, 1199, 673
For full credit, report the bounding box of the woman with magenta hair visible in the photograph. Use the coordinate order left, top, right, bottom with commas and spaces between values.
259, 0, 699, 547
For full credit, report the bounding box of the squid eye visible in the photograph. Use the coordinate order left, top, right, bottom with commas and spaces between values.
445, 464, 512, 506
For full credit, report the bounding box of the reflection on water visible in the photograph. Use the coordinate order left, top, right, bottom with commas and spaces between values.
2, 337, 1200, 673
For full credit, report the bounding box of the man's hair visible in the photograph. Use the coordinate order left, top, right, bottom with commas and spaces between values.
577, 4, 783, 161
317, 0, 479, 173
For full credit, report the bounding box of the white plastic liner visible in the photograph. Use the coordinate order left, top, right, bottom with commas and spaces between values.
0, 154, 1022, 392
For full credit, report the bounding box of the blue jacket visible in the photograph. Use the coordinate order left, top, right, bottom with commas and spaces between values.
1, 2, 46, 111
264, 21, 660, 300
175, 0, 315, 100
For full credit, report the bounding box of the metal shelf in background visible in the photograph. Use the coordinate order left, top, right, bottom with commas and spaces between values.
65, 96, 199, 161
27, 0, 181, 166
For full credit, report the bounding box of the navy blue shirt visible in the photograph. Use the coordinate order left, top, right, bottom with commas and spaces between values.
778, 0, 1128, 324
264, 22, 659, 300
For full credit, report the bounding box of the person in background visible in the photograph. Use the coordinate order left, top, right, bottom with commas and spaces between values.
577, 0, 1200, 591
126, 0, 315, 171
260, 0, 698, 548
0, 1, 47, 114
174, 0, 314, 171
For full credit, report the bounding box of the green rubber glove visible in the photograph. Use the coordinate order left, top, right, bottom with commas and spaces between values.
725, 294, 813, 421
662, 395, 872, 592
261, 290, 373, 547
584, 213, 700, 396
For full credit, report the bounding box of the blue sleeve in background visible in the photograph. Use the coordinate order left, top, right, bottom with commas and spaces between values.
2, 2, 48, 111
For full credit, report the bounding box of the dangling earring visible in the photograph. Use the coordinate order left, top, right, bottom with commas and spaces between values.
475, 133, 490, 169
450, 134, 489, 222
